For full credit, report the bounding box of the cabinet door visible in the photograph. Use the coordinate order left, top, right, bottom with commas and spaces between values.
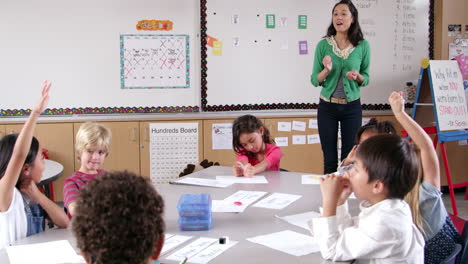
73, 122, 140, 175
5, 123, 74, 202
203, 119, 236, 166
264, 117, 323, 174
140, 121, 203, 181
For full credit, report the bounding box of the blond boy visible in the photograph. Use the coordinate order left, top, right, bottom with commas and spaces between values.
63, 122, 111, 217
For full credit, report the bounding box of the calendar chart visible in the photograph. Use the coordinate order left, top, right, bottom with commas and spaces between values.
150, 123, 199, 184
121, 34, 190, 89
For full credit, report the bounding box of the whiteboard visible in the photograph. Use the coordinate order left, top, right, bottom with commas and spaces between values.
0, 0, 200, 114
202, 0, 431, 110
429, 60, 468, 131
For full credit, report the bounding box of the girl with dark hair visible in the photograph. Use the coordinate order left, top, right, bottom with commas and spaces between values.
340, 118, 396, 167
0, 82, 69, 249
311, 0, 371, 174
232, 115, 282, 177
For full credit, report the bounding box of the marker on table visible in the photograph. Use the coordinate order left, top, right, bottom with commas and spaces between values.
179, 257, 188, 264
309, 175, 322, 180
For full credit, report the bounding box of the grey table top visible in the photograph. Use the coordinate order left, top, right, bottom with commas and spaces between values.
1, 166, 357, 264
38, 159, 64, 186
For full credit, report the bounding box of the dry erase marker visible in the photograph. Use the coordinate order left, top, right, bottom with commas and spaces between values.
179, 257, 188, 264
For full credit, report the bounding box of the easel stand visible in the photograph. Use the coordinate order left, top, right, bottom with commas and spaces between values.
411, 60, 468, 216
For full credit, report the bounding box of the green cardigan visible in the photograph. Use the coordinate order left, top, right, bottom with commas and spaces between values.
310, 37, 370, 102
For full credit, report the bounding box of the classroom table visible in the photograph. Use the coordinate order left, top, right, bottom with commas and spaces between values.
0, 166, 358, 264
38, 159, 64, 201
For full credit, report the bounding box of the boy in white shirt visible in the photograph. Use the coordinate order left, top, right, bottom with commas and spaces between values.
311, 134, 425, 263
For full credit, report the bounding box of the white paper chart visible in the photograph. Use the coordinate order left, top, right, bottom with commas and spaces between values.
150, 122, 199, 184
120, 34, 190, 89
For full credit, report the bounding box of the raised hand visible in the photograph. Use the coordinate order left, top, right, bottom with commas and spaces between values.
32, 80, 51, 115
389, 91, 405, 115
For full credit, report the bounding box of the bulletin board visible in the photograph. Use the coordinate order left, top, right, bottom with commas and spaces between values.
201, 0, 434, 111
0, 0, 200, 116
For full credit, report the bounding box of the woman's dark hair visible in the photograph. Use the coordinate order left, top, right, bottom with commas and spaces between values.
355, 118, 397, 144
72, 171, 165, 264
356, 134, 420, 199
325, 0, 364, 46
0, 133, 40, 189
232, 115, 273, 156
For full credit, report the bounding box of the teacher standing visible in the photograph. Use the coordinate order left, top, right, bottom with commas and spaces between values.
311, 0, 370, 174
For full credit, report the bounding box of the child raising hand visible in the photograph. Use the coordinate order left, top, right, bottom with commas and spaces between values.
232, 115, 283, 177
0, 82, 69, 249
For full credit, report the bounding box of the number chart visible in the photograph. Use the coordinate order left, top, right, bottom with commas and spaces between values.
120, 34, 190, 89
150, 122, 199, 184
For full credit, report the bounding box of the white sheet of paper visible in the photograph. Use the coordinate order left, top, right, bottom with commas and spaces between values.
161, 235, 193, 255
301, 174, 323, 184
212, 123, 233, 150
213, 190, 268, 213
215, 176, 268, 184
276, 211, 321, 231
277, 122, 292, 132
292, 121, 306, 131
275, 137, 289, 147
166, 237, 218, 261
171, 177, 232, 188
189, 240, 238, 264
307, 134, 320, 144
253, 193, 301, 210
292, 135, 306, 145
247, 230, 320, 256
308, 119, 318, 129
7, 240, 85, 264
212, 200, 245, 213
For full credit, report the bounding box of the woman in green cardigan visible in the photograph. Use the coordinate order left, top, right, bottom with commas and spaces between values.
311, 0, 370, 174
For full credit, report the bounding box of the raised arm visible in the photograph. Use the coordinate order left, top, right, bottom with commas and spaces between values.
0, 81, 51, 211
389, 92, 440, 189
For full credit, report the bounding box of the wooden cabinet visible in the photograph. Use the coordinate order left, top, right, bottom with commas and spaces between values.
0, 113, 465, 203
139, 121, 203, 180
73, 122, 140, 175
5, 123, 74, 201
202, 119, 236, 167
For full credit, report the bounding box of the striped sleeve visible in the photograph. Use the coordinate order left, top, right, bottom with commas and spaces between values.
63, 179, 80, 209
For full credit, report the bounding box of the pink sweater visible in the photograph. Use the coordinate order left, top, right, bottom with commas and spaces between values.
236, 144, 282, 171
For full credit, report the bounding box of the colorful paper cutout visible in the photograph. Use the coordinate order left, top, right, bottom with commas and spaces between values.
299, 41, 308, 55
213, 41, 223, 55
136, 20, 173, 31
206, 35, 218, 48
266, 14, 275, 29
298, 15, 307, 29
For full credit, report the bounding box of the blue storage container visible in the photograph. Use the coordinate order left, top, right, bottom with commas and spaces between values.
177, 193, 212, 231
177, 193, 212, 217
178, 216, 212, 231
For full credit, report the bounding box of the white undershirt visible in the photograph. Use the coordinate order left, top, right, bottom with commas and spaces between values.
0, 188, 27, 249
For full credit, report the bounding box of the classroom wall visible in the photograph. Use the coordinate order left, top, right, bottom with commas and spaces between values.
0, 0, 200, 111
434, 0, 468, 60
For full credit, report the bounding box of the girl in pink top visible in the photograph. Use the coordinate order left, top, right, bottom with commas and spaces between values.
232, 115, 283, 177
